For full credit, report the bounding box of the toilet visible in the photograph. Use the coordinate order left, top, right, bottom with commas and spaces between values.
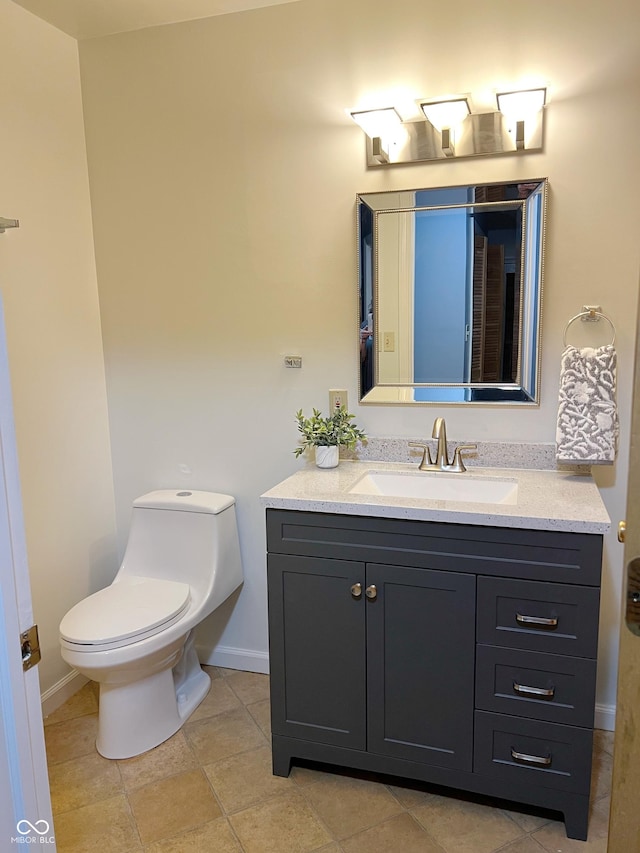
59, 489, 243, 759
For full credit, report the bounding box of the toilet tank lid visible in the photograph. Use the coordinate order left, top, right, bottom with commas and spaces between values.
133, 490, 235, 514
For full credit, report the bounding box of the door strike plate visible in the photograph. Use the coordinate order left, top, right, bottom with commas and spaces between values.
21, 624, 41, 671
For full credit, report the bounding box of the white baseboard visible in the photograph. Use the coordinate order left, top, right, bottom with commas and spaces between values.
41, 658, 615, 733
595, 703, 615, 732
40, 647, 270, 717
198, 644, 270, 675
40, 669, 89, 718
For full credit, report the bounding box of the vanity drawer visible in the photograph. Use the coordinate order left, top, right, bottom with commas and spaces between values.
474, 711, 593, 794
266, 510, 603, 585
477, 577, 600, 658
475, 645, 597, 728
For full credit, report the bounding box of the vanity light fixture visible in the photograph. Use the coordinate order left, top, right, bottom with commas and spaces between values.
350, 107, 402, 139
496, 87, 546, 150
350, 86, 546, 167
420, 98, 470, 157
349, 107, 402, 163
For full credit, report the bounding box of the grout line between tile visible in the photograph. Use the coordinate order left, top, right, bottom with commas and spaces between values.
121, 789, 145, 851
294, 779, 349, 843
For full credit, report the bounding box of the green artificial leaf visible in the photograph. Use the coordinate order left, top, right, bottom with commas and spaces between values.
292, 406, 367, 456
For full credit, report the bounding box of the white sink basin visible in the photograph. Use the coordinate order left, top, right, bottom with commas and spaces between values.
348, 470, 518, 505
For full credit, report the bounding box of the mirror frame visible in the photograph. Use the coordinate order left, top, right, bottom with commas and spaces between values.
357, 178, 548, 405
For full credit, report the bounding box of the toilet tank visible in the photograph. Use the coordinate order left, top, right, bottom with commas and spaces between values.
115, 490, 243, 614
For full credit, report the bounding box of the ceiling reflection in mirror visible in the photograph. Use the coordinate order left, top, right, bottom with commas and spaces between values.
358, 179, 547, 405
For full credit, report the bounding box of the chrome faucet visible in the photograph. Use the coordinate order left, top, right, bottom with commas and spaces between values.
409, 417, 477, 473
432, 417, 450, 468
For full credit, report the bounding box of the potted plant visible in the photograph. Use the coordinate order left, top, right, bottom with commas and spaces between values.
294, 407, 367, 468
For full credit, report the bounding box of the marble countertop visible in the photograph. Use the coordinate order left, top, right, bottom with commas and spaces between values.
260, 461, 611, 534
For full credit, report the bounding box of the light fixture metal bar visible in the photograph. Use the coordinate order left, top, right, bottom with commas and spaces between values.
441, 127, 455, 157
371, 137, 390, 165
363, 110, 543, 167
364, 119, 442, 166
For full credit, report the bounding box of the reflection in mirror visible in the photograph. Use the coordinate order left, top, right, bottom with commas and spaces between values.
358, 179, 547, 405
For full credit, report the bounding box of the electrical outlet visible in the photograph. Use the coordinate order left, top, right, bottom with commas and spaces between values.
383, 331, 395, 352
329, 389, 348, 411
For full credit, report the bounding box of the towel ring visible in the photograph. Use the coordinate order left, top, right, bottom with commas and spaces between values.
563, 309, 616, 347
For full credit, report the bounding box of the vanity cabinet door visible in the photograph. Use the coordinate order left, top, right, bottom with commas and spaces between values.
366, 564, 476, 770
267, 553, 366, 750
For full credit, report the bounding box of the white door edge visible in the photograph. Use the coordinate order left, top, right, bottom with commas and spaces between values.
0, 294, 55, 849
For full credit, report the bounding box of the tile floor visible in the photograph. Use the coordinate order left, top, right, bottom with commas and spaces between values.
44, 667, 613, 852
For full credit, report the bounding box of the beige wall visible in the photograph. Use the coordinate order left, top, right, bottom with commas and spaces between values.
77, 0, 639, 714
0, 0, 117, 694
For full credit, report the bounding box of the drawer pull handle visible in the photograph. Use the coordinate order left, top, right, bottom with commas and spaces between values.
515, 612, 558, 629
350, 583, 362, 598
365, 584, 377, 601
513, 681, 555, 699
511, 748, 552, 767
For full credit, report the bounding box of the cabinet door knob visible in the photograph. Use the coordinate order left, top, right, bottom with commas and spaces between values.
365, 584, 377, 600
350, 582, 362, 598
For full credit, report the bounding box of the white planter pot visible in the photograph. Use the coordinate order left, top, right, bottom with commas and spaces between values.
315, 445, 339, 469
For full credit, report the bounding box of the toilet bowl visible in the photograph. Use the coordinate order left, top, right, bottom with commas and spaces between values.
59, 489, 243, 759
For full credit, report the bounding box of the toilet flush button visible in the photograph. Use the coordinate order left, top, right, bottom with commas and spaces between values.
177, 491, 193, 497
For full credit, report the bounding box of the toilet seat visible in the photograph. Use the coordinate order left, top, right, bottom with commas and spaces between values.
60, 576, 191, 651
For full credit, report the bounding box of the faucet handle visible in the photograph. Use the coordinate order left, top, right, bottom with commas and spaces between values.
449, 444, 478, 473
408, 441, 435, 470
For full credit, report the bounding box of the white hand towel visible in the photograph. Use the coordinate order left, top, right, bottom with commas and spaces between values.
556, 344, 619, 464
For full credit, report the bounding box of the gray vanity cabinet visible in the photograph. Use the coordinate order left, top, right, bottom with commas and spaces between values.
266, 508, 603, 841
268, 553, 476, 769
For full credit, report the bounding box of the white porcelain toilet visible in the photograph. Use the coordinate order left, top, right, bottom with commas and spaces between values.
59, 489, 243, 759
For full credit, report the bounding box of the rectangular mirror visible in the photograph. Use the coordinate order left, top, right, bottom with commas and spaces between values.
358, 178, 547, 404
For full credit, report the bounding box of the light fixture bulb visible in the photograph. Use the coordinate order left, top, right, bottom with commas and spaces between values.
420, 98, 470, 132
496, 88, 546, 121
350, 107, 402, 140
